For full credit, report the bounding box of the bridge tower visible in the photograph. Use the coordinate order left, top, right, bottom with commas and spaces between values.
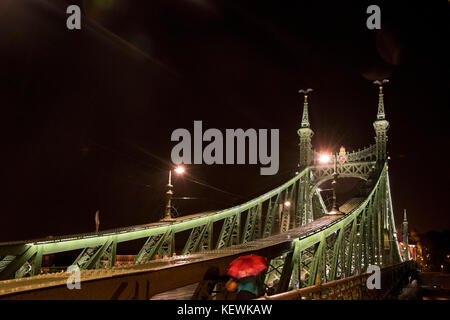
402, 209, 410, 260
298, 89, 314, 168
373, 80, 390, 167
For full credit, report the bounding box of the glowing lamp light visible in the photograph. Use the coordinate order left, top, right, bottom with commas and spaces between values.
174, 166, 185, 175
319, 154, 331, 164
284, 201, 291, 207
327, 210, 338, 215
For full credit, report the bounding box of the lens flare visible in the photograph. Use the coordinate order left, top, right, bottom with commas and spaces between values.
174, 166, 185, 174
319, 154, 331, 163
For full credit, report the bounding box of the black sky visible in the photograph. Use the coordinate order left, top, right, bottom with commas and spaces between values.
0, 0, 449, 242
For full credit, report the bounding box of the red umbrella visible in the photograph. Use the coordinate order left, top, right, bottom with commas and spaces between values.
227, 254, 267, 279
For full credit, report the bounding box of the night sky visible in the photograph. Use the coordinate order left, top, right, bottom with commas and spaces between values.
0, 0, 448, 242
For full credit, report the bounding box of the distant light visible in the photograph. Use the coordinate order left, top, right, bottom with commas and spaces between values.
284, 201, 291, 207
319, 154, 331, 164
174, 166, 185, 175
327, 210, 338, 215
317, 188, 322, 192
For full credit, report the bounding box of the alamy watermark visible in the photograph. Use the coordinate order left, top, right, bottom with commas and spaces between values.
65, 5, 381, 31
171, 121, 279, 175
66, 5, 81, 30
366, 264, 381, 289
366, 5, 381, 30
66, 265, 81, 290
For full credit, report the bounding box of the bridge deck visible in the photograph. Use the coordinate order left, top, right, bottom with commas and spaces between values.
0, 215, 344, 299
0, 199, 363, 299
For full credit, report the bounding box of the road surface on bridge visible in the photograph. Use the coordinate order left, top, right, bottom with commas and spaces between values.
0, 199, 363, 299
0, 217, 343, 299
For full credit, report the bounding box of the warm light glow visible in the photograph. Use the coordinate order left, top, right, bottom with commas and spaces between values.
174, 166, 185, 175
284, 201, 291, 207
327, 210, 337, 215
317, 188, 322, 192
319, 154, 331, 164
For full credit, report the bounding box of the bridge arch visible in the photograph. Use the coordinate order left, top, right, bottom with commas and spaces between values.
305, 162, 376, 216
309, 162, 375, 192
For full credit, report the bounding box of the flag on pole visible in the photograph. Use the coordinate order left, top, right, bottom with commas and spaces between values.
95, 210, 100, 233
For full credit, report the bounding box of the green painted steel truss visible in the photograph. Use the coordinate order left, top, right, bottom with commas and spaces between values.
0, 161, 402, 286
262, 163, 402, 294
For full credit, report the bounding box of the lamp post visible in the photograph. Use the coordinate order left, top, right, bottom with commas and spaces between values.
318, 151, 342, 215
161, 165, 185, 222
330, 153, 339, 214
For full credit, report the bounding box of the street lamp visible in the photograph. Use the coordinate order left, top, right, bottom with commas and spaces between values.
318, 151, 341, 215
318, 154, 331, 164
330, 163, 339, 214
161, 165, 185, 222
174, 166, 185, 175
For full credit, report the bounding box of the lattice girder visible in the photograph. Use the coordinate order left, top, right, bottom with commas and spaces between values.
0, 162, 404, 286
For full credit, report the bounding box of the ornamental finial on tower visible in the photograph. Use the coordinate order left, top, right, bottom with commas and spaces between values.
373, 79, 389, 120
299, 88, 313, 128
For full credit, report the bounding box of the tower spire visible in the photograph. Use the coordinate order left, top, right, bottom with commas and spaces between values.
402, 208, 409, 260
299, 88, 313, 128
374, 79, 389, 119
373, 80, 390, 164
298, 88, 314, 168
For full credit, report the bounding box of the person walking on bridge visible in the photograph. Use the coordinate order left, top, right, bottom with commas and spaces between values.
225, 254, 267, 300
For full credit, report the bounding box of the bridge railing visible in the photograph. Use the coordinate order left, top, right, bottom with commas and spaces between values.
312, 145, 376, 165
257, 261, 416, 300
0, 159, 395, 285
261, 161, 403, 294
0, 161, 408, 300
0, 166, 311, 280
259, 272, 369, 300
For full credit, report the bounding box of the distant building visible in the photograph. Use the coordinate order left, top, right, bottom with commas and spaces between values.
399, 242, 417, 261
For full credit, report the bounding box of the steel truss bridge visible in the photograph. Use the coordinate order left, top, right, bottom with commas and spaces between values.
0, 85, 406, 299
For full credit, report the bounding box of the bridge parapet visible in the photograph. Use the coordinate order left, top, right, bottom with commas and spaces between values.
312, 145, 376, 166
0, 160, 393, 287
308, 161, 376, 195
257, 261, 416, 300
0, 162, 404, 299
310, 161, 375, 180
346, 145, 376, 162
0, 167, 309, 280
